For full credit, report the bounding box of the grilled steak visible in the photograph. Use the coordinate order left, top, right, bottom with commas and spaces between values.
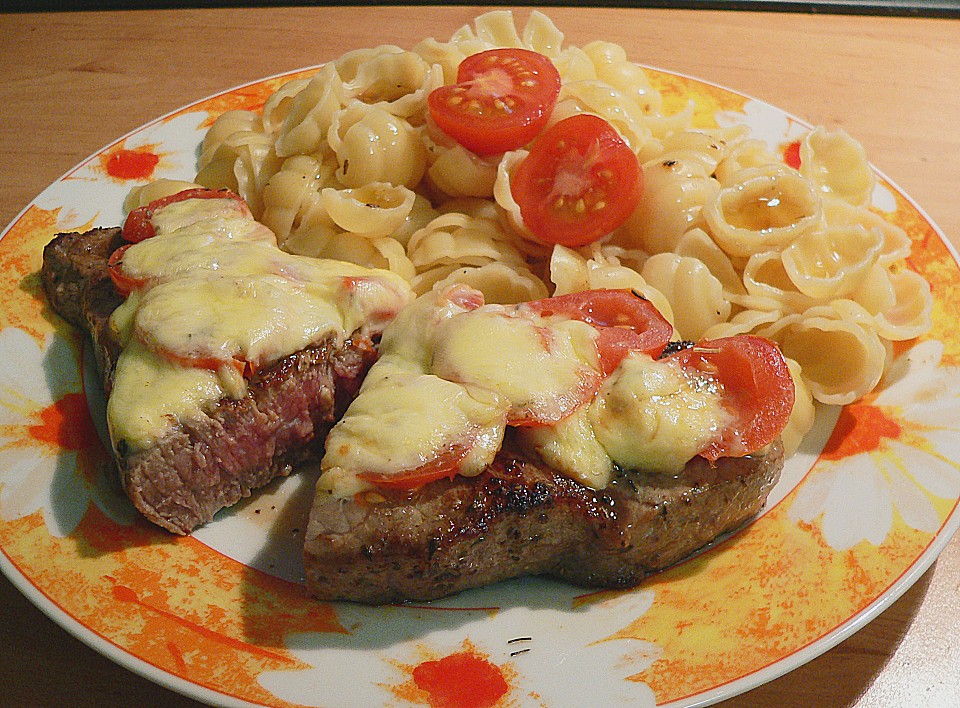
42, 227, 784, 600
304, 430, 782, 604
41, 227, 379, 534
41, 227, 126, 390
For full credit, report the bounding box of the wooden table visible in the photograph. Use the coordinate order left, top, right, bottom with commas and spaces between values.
1, 5, 959, 706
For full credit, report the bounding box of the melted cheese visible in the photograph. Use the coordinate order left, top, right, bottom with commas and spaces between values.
318, 284, 731, 497
431, 310, 600, 425
107, 196, 413, 452
132, 274, 346, 368
319, 357, 508, 498
589, 352, 729, 475
519, 406, 614, 488
522, 353, 729, 485
319, 286, 508, 497
148, 194, 261, 239
110, 339, 228, 449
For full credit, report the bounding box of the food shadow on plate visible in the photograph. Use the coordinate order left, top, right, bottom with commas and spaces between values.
225, 414, 836, 697
33, 331, 151, 552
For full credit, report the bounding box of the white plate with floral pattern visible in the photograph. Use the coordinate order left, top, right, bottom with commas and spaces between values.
1, 63, 959, 708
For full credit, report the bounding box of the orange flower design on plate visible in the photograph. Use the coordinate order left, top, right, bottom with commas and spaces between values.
0, 328, 123, 537
257, 583, 661, 707
96, 140, 166, 183
790, 339, 960, 549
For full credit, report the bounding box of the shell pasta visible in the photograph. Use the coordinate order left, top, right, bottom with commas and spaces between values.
187, 9, 932, 411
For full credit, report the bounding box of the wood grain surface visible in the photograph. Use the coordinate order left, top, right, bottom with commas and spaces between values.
1, 6, 958, 707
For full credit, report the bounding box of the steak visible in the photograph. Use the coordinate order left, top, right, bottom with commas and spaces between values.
304, 430, 782, 604
42, 227, 784, 600
41, 227, 379, 534
41, 227, 126, 391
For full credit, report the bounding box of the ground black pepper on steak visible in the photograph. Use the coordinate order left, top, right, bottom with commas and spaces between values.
41, 227, 379, 534
304, 431, 783, 604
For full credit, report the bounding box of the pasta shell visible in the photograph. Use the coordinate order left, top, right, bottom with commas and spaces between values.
674, 227, 746, 295
761, 307, 887, 405
431, 262, 549, 304
799, 127, 875, 207
779, 357, 817, 458
704, 164, 821, 258
702, 307, 782, 339
821, 195, 912, 266
427, 144, 500, 198
782, 223, 883, 299
328, 103, 427, 189
742, 251, 817, 314
618, 157, 719, 254
275, 71, 343, 158
340, 47, 438, 120
874, 267, 934, 341
320, 183, 416, 239
262, 77, 312, 134
640, 252, 731, 341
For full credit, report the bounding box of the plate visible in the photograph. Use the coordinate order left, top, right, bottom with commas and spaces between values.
2, 64, 959, 708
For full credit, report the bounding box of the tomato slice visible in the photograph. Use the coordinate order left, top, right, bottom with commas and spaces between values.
122, 187, 246, 243
132, 314, 258, 379
510, 113, 642, 247
358, 442, 472, 491
667, 335, 795, 461
147, 340, 257, 379
521, 289, 673, 374
427, 48, 561, 156
504, 347, 603, 429
107, 244, 148, 297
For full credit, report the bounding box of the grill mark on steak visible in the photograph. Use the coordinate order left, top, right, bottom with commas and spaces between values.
41, 228, 379, 534
304, 430, 783, 604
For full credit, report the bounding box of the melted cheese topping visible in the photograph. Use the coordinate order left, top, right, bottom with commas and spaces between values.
593, 352, 729, 475
111, 339, 229, 446
107, 196, 413, 452
431, 310, 601, 426
319, 286, 509, 496
519, 406, 614, 488
319, 358, 508, 498
318, 284, 730, 498
521, 352, 730, 483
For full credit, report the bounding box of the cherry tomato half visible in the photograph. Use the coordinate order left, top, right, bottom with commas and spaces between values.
427, 48, 561, 156
121, 188, 246, 243
667, 335, 795, 461
521, 289, 673, 374
510, 113, 642, 247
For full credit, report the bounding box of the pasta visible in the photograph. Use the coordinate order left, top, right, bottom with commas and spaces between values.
702, 164, 823, 258
188, 9, 932, 412
321, 183, 416, 238
640, 252, 731, 342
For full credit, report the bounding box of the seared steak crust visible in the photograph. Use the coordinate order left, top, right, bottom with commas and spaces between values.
41, 228, 378, 534
42, 227, 126, 391
304, 431, 783, 604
